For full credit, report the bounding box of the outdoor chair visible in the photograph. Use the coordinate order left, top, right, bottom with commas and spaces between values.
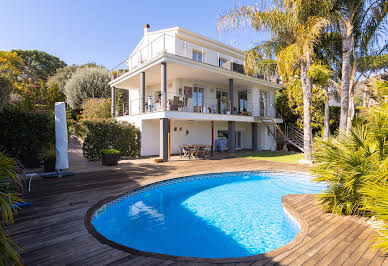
181, 145, 193, 159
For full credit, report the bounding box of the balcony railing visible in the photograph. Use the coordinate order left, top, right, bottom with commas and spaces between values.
114, 90, 276, 118
111, 33, 246, 79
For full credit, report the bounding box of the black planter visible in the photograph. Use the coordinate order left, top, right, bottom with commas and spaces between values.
22, 152, 41, 169
102, 153, 119, 166
43, 158, 56, 172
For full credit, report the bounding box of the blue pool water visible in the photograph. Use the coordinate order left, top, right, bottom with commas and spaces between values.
92, 172, 325, 258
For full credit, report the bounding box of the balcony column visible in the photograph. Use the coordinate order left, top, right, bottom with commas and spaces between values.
160, 118, 169, 161
229, 79, 234, 114
252, 122, 258, 151
111, 86, 115, 118
161, 62, 167, 111
228, 121, 235, 153
228, 78, 235, 153
140, 72, 145, 113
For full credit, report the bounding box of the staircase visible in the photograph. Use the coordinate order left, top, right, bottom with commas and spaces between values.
258, 118, 304, 152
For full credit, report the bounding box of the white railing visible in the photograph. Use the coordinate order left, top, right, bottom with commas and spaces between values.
116, 91, 257, 117
111, 33, 245, 79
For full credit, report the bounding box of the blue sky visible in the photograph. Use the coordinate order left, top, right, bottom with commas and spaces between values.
1, 0, 271, 69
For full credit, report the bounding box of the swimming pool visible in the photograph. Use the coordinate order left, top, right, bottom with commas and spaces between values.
90, 171, 324, 258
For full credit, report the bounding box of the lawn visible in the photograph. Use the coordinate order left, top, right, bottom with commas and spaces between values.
238, 151, 304, 164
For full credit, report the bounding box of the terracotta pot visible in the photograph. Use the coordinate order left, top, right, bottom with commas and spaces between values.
102, 153, 119, 166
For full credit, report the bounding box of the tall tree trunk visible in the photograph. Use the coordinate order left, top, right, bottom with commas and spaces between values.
301, 56, 313, 161
339, 21, 354, 133
323, 88, 330, 141
346, 86, 355, 133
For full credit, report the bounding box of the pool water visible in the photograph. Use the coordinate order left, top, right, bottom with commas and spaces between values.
92, 172, 325, 258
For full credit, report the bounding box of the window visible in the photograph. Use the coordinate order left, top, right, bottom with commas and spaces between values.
193, 87, 204, 112
260, 91, 268, 116
219, 58, 227, 68
192, 50, 203, 62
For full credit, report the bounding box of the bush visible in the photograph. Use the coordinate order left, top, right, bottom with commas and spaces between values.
0, 152, 23, 265
0, 107, 55, 159
81, 98, 111, 119
64, 66, 111, 109
0, 75, 13, 111
82, 119, 140, 161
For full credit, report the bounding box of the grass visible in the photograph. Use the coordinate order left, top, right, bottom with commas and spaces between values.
238, 151, 304, 164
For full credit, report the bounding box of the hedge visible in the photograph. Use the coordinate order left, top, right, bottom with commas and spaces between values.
0, 107, 55, 159
81, 119, 140, 161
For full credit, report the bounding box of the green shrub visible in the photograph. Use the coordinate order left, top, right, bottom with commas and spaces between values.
362, 181, 388, 252
99, 149, 120, 155
82, 119, 140, 161
0, 152, 23, 265
67, 119, 88, 139
0, 75, 13, 111
81, 98, 111, 119
0, 107, 55, 159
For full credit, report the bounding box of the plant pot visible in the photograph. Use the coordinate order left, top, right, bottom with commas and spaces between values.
102, 153, 119, 166
22, 152, 41, 169
43, 158, 56, 172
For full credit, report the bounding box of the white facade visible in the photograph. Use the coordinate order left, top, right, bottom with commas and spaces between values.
112, 25, 282, 158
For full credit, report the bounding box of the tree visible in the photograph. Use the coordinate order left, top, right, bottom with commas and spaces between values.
11, 50, 66, 82
308, 61, 333, 140
331, 0, 388, 132
64, 66, 111, 109
218, 0, 332, 161
46, 63, 98, 94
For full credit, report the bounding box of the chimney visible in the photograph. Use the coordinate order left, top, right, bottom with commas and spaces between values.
144, 24, 150, 36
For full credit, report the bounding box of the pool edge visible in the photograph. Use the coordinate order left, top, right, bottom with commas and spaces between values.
84, 170, 316, 263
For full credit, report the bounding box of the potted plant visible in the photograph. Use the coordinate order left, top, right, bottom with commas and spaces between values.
40, 144, 56, 172
100, 149, 120, 166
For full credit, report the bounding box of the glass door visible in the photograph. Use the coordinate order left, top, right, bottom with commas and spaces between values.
193, 87, 204, 112
216, 90, 229, 114
260, 91, 268, 116
238, 90, 248, 113
235, 131, 242, 149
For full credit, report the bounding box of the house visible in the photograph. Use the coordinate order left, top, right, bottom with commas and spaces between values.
109, 24, 283, 161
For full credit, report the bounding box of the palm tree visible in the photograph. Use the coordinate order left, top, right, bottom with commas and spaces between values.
217, 1, 331, 161
332, 0, 388, 132
0, 152, 22, 265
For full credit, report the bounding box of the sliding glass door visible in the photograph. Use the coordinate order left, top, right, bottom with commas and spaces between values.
193, 87, 204, 112
216, 90, 229, 114
259, 91, 268, 116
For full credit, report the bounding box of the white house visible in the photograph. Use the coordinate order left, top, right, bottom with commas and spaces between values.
109, 25, 283, 161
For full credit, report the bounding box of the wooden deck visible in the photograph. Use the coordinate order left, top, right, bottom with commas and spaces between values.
8, 157, 388, 265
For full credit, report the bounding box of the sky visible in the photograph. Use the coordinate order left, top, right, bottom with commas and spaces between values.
1, 0, 272, 70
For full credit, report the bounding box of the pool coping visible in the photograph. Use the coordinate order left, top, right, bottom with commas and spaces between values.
84, 170, 315, 263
